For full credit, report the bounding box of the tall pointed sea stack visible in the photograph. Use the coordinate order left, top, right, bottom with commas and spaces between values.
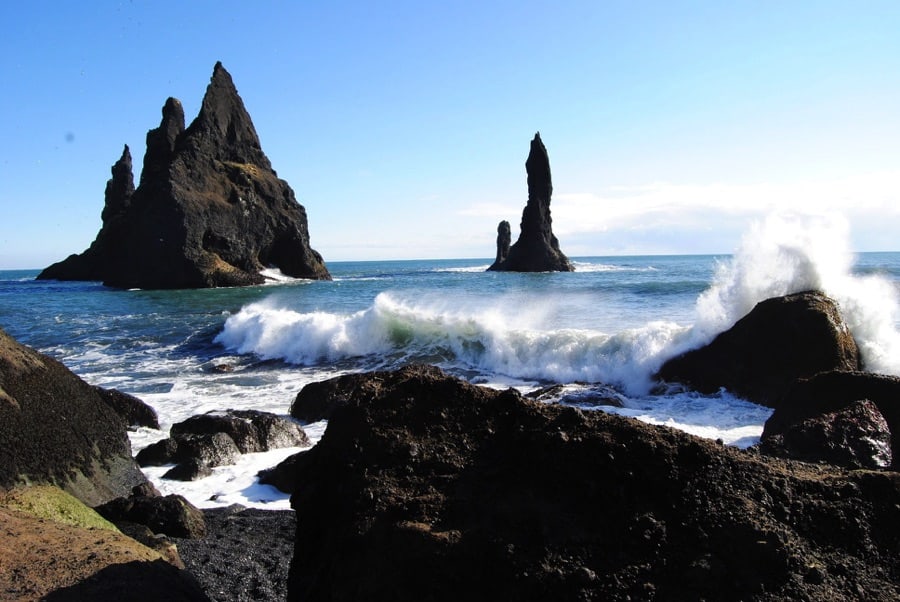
39, 62, 330, 289
488, 132, 573, 272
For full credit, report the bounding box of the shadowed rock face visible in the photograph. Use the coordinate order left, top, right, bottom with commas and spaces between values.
287, 365, 900, 601
656, 290, 861, 406
762, 370, 900, 468
0, 328, 147, 506
488, 133, 573, 272
38, 62, 330, 289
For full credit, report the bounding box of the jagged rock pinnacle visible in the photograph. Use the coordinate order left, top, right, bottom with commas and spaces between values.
39, 63, 330, 288
488, 132, 573, 272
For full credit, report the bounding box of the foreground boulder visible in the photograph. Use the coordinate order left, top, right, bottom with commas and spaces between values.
0, 485, 208, 601
760, 399, 892, 469
656, 291, 861, 406
288, 365, 900, 601
762, 370, 900, 469
38, 62, 330, 289
0, 328, 148, 506
488, 133, 573, 272
96, 488, 207, 539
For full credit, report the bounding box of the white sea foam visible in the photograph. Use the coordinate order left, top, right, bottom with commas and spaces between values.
435, 264, 491, 273
691, 212, 900, 374
259, 267, 299, 284
135, 421, 328, 510
215, 292, 691, 394
571, 261, 658, 273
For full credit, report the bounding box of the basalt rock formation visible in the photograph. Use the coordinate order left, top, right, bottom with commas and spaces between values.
39, 62, 330, 289
0, 327, 147, 506
761, 370, 900, 469
656, 290, 861, 407
136, 409, 309, 481
287, 365, 900, 601
760, 399, 892, 469
488, 133, 573, 272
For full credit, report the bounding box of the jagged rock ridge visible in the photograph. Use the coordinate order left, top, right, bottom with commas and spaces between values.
488, 132, 573, 272
39, 62, 330, 289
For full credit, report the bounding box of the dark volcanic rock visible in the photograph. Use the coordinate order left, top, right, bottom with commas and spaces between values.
38, 62, 330, 289
171, 409, 309, 454
762, 370, 900, 468
101, 144, 135, 222
172, 433, 242, 470
287, 365, 900, 601
136, 433, 240, 473
290, 373, 380, 422
258, 450, 306, 494
163, 458, 214, 482
96, 491, 207, 539
656, 291, 861, 406
136, 438, 180, 466
0, 328, 148, 506
488, 133, 573, 272
493, 220, 511, 266
175, 505, 296, 602
760, 399, 892, 469
139, 409, 308, 481
93, 385, 160, 429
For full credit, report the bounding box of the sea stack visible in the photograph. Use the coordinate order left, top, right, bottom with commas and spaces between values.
39, 62, 330, 289
487, 132, 573, 272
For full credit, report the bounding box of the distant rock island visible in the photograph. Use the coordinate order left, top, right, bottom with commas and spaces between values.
488, 132, 573, 272
39, 62, 330, 289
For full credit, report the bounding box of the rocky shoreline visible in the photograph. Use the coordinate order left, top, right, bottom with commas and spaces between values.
3, 285, 900, 600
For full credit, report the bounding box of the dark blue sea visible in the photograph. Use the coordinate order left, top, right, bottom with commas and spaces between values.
3, 224, 899, 507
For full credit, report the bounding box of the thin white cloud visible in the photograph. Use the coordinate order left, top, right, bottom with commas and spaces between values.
448, 169, 900, 257
550, 170, 900, 239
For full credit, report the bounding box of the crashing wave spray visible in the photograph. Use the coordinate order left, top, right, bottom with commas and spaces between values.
692, 212, 900, 375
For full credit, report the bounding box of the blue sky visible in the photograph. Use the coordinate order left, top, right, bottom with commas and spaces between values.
2, 1, 899, 268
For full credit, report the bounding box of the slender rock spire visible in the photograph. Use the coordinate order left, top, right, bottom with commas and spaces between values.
488, 132, 573, 272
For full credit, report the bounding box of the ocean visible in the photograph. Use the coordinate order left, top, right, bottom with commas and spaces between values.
3, 215, 900, 510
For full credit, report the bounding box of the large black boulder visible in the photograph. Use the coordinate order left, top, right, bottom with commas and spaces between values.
38, 62, 330, 289
656, 291, 861, 406
95, 489, 207, 539
287, 365, 900, 601
0, 328, 148, 506
759, 399, 892, 469
762, 370, 900, 468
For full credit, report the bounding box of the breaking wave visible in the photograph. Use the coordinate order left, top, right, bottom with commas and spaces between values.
693, 213, 900, 374
216, 212, 900, 394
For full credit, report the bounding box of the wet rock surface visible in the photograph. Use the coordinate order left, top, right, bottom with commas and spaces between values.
137, 409, 308, 481
763, 370, 900, 468
760, 399, 892, 468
